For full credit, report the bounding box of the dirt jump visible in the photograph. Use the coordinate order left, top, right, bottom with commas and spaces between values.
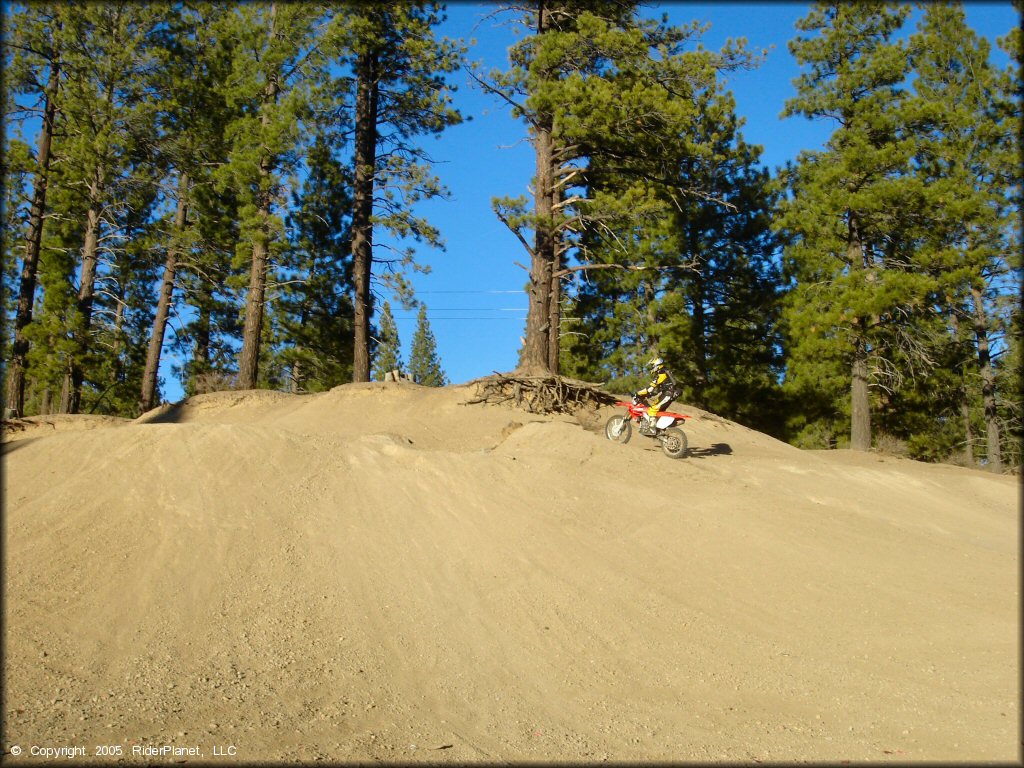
2, 380, 1018, 763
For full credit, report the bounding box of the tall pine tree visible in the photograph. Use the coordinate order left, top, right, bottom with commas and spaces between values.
484, 1, 758, 374
324, 4, 464, 382
275, 133, 355, 392
4, 2, 63, 417
901, 2, 1019, 469
777, 1, 924, 451
562, 79, 784, 434
35, 3, 166, 413
216, 3, 323, 390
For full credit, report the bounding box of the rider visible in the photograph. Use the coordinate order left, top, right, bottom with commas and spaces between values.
634, 357, 677, 432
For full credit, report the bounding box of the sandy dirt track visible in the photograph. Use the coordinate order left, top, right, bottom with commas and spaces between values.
2, 382, 1019, 763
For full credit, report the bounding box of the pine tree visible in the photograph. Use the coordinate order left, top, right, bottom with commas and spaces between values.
325, 4, 464, 382
563, 76, 785, 433
80, 122, 164, 416
25, 3, 169, 414
995, 0, 1023, 469
139, 2, 236, 412
216, 3, 323, 390
484, 1, 759, 374
275, 133, 355, 392
2, 137, 35, 414
139, 170, 189, 413
371, 301, 402, 381
408, 305, 446, 386
658, 125, 785, 433
3, 2, 62, 417
168, 170, 245, 399
21, 162, 83, 415
167, 6, 245, 399
902, 2, 1019, 469
777, 1, 922, 451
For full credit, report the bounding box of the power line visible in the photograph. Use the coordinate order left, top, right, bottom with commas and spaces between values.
398, 307, 526, 311
393, 316, 526, 321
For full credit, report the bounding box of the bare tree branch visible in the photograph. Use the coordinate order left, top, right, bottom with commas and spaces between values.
495, 208, 536, 258
466, 65, 530, 119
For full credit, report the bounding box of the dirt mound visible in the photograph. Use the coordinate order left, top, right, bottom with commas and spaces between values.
2, 414, 131, 442
2, 383, 1018, 762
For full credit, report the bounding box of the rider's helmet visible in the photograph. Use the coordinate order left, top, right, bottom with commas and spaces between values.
647, 356, 665, 373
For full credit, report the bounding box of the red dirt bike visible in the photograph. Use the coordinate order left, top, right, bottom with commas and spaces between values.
605, 398, 689, 459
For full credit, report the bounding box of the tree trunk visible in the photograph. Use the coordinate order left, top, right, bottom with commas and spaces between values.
59, 365, 73, 413
351, 45, 380, 383
64, 60, 118, 414
850, 337, 871, 451
522, 123, 556, 373
546, 244, 561, 374
64, 175, 104, 414
112, 265, 126, 359
140, 172, 189, 413
237, 4, 279, 390
237, 236, 269, 389
690, 234, 707, 405
848, 212, 871, 451
949, 309, 974, 466
5, 62, 60, 417
960, 399, 974, 466
517, 4, 558, 375
289, 256, 316, 393
192, 299, 211, 390
971, 286, 1002, 472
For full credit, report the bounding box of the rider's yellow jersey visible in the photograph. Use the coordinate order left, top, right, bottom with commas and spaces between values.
637, 372, 668, 397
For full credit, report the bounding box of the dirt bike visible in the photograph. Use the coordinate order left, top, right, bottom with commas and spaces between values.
605, 398, 689, 459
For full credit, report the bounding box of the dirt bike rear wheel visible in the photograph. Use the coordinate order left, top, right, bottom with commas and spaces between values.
604, 415, 632, 444
661, 427, 688, 458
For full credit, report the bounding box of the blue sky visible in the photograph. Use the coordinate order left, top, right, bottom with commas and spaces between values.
162, 1, 1019, 399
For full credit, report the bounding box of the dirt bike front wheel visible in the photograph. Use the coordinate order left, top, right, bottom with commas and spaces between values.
605, 415, 632, 444
660, 427, 688, 458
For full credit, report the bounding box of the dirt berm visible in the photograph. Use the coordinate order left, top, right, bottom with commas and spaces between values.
2, 382, 1018, 763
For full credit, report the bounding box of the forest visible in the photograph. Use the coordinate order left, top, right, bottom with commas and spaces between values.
2, 1, 1020, 471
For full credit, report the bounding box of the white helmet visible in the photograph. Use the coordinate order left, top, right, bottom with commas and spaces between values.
648, 357, 665, 372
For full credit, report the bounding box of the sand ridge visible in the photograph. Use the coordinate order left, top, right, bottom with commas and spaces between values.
2, 381, 1019, 762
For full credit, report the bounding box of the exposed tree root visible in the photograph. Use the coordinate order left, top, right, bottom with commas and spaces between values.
464, 371, 618, 415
